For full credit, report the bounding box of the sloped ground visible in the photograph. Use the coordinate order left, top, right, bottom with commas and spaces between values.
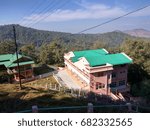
0, 77, 88, 113
0, 76, 128, 113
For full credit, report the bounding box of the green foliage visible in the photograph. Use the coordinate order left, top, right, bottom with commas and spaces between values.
20, 44, 39, 63
0, 25, 133, 48
121, 39, 150, 78
140, 80, 150, 100
39, 44, 54, 64
130, 84, 140, 96
90, 41, 108, 49
0, 41, 16, 54
131, 79, 150, 101
39, 42, 65, 65
127, 64, 147, 84
120, 39, 150, 100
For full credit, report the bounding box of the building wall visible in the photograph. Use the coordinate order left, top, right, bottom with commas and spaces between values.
12, 64, 33, 81
90, 71, 112, 93
89, 65, 128, 93
64, 56, 129, 94
64, 59, 90, 84
110, 65, 128, 90
74, 57, 89, 74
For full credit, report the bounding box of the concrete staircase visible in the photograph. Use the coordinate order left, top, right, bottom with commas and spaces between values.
110, 92, 126, 101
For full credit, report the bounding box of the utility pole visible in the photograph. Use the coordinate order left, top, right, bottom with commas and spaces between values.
13, 25, 22, 89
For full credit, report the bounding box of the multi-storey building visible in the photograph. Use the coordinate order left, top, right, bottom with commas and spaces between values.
64, 49, 132, 95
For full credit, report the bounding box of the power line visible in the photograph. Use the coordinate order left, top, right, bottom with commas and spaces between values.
77, 4, 150, 34
41, 4, 149, 44
22, 0, 58, 26
27, 0, 70, 27
18, 2, 150, 46
40, 4, 150, 47
18, 0, 47, 25
25, 0, 70, 27
16, 0, 70, 45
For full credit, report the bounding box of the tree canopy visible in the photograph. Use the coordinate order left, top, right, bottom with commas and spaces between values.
120, 39, 150, 100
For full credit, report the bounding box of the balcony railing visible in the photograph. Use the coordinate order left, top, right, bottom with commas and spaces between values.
65, 60, 90, 80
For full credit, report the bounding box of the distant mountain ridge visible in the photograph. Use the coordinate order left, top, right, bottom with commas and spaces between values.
0, 24, 136, 47
124, 29, 150, 38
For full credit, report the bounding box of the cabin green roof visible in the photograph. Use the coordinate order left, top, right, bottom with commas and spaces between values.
0, 54, 12, 61
0, 53, 34, 68
6, 61, 34, 67
71, 49, 132, 67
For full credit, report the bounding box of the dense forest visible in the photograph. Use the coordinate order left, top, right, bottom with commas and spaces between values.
0, 24, 134, 47
0, 24, 150, 102
120, 39, 150, 101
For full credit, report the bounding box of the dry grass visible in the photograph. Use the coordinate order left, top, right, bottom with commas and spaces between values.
0, 76, 57, 91
0, 76, 65, 101
0, 84, 21, 93
0, 81, 128, 113
0, 76, 82, 112
24, 76, 58, 90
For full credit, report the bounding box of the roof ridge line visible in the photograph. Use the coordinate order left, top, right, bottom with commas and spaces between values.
102, 48, 109, 53
121, 52, 133, 61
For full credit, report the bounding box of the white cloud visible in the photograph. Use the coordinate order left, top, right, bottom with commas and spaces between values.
22, 2, 126, 23
22, 1, 150, 24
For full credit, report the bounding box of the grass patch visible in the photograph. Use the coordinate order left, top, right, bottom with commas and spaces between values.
24, 76, 58, 87
0, 77, 128, 113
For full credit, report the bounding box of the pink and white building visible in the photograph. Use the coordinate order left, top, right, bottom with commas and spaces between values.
64, 49, 132, 95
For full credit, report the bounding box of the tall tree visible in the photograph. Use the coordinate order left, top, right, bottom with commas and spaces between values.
121, 39, 150, 79
91, 41, 108, 49
120, 39, 150, 100
20, 44, 38, 63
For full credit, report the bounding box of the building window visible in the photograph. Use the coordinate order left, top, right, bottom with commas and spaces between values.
97, 72, 104, 77
112, 72, 117, 78
120, 70, 126, 74
96, 83, 105, 90
119, 80, 125, 86
110, 82, 117, 88
108, 74, 111, 79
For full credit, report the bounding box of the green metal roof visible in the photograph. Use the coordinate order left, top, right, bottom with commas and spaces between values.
0, 53, 34, 68
10, 54, 22, 62
72, 49, 108, 63
0, 54, 13, 62
0, 61, 10, 66
73, 49, 108, 57
72, 49, 132, 67
9, 53, 32, 63
7, 61, 34, 68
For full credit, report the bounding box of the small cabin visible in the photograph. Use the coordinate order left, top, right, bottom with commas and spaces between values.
0, 53, 34, 82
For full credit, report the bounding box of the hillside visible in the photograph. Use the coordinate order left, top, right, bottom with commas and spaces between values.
0, 24, 132, 47
0, 81, 126, 113
124, 29, 150, 38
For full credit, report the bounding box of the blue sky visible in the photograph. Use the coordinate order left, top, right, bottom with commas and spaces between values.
0, 0, 150, 33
